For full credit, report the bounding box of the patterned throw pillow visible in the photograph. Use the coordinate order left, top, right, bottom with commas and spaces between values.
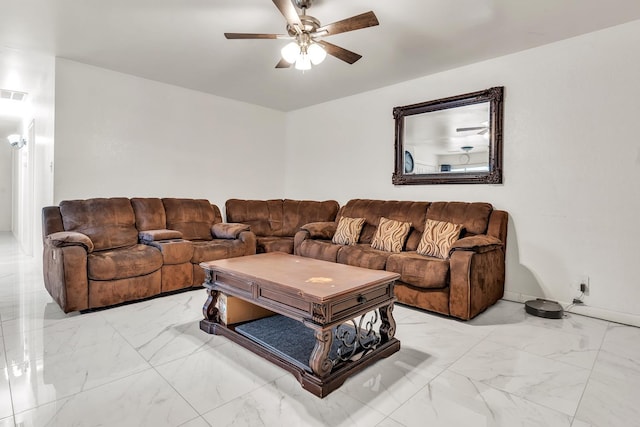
416, 219, 463, 259
332, 217, 366, 245
370, 217, 412, 253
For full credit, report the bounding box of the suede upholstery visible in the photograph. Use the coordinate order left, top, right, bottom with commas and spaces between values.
225, 199, 339, 254
294, 199, 508, 320
43, 197, 255, 313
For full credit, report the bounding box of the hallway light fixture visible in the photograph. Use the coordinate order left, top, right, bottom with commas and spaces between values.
7, 134, 26, 149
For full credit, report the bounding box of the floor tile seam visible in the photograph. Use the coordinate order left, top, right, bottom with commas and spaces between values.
149, 339, 236, 370
179, 415, 211, 427
145, 340, 221, 368
381, 364, 451, 425
0, 331, 15, 421
148, 353, 261, 418
446, 334, 591, 418
478, 333, 601, 373
489, 317, 607, 341
10, 365, 158, 417
480, 334, 600, 371
1, 318, 144, 369
570, 324, 624, 424
445, 366, 580, 421
444, 364, 577, 419
195, 370, 294, 420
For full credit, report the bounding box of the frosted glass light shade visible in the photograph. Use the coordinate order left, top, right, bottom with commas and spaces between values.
281, 42, 300, 64
308, 43, 326, 65
295, 54, 311, 70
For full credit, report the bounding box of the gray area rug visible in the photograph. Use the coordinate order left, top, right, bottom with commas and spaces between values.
235, 314, 376, 373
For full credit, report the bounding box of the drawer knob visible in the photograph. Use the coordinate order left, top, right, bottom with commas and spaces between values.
357, 295, 367, 304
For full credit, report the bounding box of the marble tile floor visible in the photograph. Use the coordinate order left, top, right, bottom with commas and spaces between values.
0, 232, 638, 426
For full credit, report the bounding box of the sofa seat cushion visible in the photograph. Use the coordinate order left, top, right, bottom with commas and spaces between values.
88, 244, 163, 281
297, 239, 342, 262
386, 252, 450, 289
191, 240, 248, 263
337, 244, 391, 270
148, 239, 194, 265
256, 236, 294, 254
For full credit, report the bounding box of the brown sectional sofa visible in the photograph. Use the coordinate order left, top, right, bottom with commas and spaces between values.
225, 199, 339, 254
42, 197, 255, 312
42, 196, 507, 320
294, 199, 508, 320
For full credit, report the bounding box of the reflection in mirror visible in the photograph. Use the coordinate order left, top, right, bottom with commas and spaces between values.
393, 87, 503, 185
404, 102, 490, 174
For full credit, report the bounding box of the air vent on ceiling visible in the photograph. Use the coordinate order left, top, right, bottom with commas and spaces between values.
0, 89, 28, 102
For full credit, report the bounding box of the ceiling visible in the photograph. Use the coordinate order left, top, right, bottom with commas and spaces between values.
1, 0, 640, 111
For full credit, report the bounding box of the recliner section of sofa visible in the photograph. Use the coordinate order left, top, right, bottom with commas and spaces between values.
225, 199, 339, 254
294, 199, 508, 320
43, 197, 255, 313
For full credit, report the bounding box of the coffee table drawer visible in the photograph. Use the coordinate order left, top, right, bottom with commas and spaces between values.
331, 284, 391, 318
213, 272, 253, 297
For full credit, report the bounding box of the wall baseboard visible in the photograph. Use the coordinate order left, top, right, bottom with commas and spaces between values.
502, 291, 640, 328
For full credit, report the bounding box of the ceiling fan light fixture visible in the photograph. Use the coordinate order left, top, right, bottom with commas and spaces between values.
281, 41, 300, 63
295, 53, 311, 70
308, 42, 326, 65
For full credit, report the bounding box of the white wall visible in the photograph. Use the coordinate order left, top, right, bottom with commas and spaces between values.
0, 142, 11, 230
284, 20, 640, 324
54, 59, 287, 210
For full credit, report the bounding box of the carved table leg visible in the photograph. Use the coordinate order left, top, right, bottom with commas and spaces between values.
309, 329, 333, 378
202, 289, 220, 323
378, 303, 396, 343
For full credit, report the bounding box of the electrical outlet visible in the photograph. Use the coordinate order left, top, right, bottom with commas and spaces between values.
579, 276, 590, 296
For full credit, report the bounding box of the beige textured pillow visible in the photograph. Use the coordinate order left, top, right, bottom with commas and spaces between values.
332, 217, 366, 245
417, 219, 463, 259
371, 217, 412, 253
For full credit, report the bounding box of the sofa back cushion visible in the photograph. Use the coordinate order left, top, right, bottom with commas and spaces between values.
338, 200, 430, 250
225, 199, 284, 237
59, 198, 138, 251
131, 198, 167, 231
162, 198, 220, 241
426, 202, 493, 236
282, 199, 339, 236
226, 199, 340, 238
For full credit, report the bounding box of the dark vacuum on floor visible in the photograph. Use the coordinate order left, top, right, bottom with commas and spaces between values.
524, 298, 564, 319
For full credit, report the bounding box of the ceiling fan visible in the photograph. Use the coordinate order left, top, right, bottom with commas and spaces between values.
224, 0, 379, 70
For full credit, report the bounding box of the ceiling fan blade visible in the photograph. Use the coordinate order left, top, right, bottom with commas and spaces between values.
275, 58, 292, 68
272, 0, 303, 33
316, 40, 362, 64
316, 11, 379, 36
456, 126, 487, 132
224, 33, 288, 39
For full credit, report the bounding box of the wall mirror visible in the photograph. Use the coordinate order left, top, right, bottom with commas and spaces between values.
392, 86, 504, 185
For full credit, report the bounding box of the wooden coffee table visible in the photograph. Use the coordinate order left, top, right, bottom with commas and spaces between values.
199, 252, 401, 397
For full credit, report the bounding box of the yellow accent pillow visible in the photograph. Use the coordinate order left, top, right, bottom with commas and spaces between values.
417, 219, 463, 259
332, 217, 366, 245
371, 217, 412, 253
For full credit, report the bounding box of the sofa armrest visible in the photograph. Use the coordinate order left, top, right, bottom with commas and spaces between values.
211, 223, 251, 239
301, 222, 337, 240
449, 246, 505, 320
449, 235, 503, 255
43, 244, 89, 313
139, 229, 183, 243
46, 231, 94, 253
237, 230, 257, 256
